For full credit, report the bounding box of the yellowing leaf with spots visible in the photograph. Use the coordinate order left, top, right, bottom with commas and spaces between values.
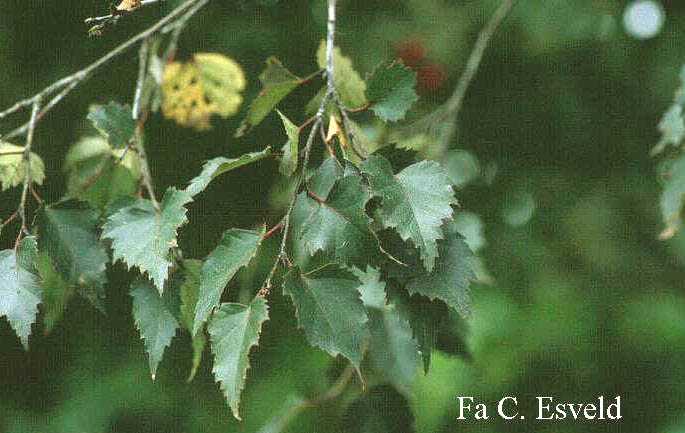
0, 141, 45, 192
162, 53, 246, 131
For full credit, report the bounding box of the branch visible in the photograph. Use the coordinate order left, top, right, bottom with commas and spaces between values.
323, 0, 365, 159
16, 99, 41, 241
262, 116, 323, 292
84, 0, 167, 36
0, 0, 208, 135
257, 364, 355, 433
436, 0, 518, 153
259, 0, 340, 295
325, 0, 336, 96
132, 38, 151, 120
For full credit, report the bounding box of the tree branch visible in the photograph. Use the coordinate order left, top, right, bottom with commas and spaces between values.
257, 364, 355, 433
259, 0, 340, 295
0, 0, 207, 135
84, 0, 168, 36
435, 0, 518, 155
325, 0, 336, 96
262, 116, 323, 292
17, 99, 41, 239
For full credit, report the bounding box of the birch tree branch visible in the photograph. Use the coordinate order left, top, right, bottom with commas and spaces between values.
0, 0, 207, 135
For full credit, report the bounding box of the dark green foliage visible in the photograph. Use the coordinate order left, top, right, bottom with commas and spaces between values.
193, 226, 265, 335
130, 277, 181, 379
236, 58, 302, 136
361, 155, 457, 272
37, 200, 108, 311
208, 296, 269, 420
283, 265, 369, 367
102, 189, 191, 292
87, 102, 136, 149
366, 61, 417, 122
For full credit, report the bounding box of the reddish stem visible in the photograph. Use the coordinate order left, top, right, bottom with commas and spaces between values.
264, 221, 283, 239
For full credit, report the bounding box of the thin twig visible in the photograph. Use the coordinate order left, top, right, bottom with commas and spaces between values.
17, 99, 41, 240
130, 33, 161, 211
133, 38, 151, 120
260, 0, 339, 295
161, 0, 209, 61
1, 212, 18, 231
436, 0, 518, 154
257, 364, 355, 433
0, 0, 207, 135
322, 0, 364, 159
72, 154, 113, 197
134, 114, 159, 211
263, 117, 323, 291
325, 0, 336, 95
84, 0, 168, 36
5, 80, 80, 140
264, 221, 283, 239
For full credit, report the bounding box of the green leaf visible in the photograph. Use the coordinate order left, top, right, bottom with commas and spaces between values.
366, 61, 417, 122
354, 267, 418, 393
185, 147, 271, 197
308, 156, 343, 198
405, 223, 475, 318
102, 188, 191, 292
37, 200, 108, 312
130, 277, 181, 379
193, 226, 266, 335
64, 136, 140, 210
276, 110, 299, 177
208, 296, 269, 420
299, 174, 378, 267
0, 237, 41, 349
317, 41, 367, 108
361, 155, 456, 272
657, 105, 685, 152
659, 154, 685, 239
236, 57, 303, 137
0, 141, 46, 192
352, 266, 387, 310
35, 252, 74, 334
388, 289, 455, 374
366, 307, 419, 395
453, 211, 487, 253
87, 101, 136, 149
282, 265, 368, 367
179, 259, 205, 382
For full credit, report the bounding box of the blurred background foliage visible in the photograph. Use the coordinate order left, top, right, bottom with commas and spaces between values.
1, 0, 685, 431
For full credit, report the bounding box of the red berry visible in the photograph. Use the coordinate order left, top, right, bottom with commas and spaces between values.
417, 63, 447, 91
394, 39, 425, 67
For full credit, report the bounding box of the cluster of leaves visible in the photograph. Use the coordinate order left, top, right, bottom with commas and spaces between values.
0, 42, 476, 422
654, 65, 685, 239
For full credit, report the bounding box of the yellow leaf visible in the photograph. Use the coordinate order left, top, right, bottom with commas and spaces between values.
115, 0, 141, 12
162, 53, 246, 131
0, 141, 45, 191
326, 114, 347, 148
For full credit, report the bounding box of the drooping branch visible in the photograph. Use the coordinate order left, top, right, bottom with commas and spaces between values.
131, 38, 160, 211
260, 0, 339, 294
435, 0, 518, 155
